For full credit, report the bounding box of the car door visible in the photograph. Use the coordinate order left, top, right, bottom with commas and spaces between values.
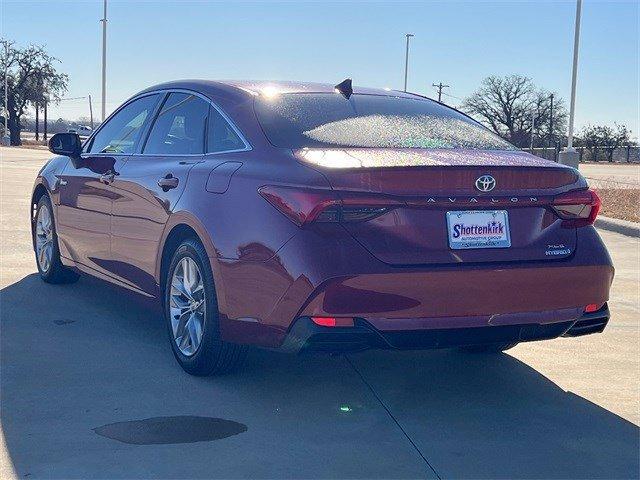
56, 93, 161, 280
109, 92, 210, 294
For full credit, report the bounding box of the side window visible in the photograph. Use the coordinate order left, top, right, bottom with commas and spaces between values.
87, 94, 160, 154
207, 105, 246, 153
143, 93, 209, 155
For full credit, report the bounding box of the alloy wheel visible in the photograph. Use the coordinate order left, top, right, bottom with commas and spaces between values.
169, 257, 206, 356
35, 204, 54, 273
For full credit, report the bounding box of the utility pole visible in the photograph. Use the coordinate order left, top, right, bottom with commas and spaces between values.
403, 33, 414, 92
432, 82, 450, 102
43, 99, 48, 142
35, 72, 42, 142
3, 41, 9, 144
101, 0, 107, 121
548, 93, 554, 148
559, 0, 582, 168
35, 102, 39, 141
88, 94, 94, 130
530, 110, 536, 152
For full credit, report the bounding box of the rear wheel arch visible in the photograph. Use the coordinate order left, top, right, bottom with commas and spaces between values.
159, 224, 201, 292
158, 219, 224, 300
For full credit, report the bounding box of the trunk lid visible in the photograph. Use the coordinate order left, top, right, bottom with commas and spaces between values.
295, 148, 586, 265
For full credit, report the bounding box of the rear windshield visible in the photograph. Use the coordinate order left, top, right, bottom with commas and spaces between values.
254, 93, 515, 150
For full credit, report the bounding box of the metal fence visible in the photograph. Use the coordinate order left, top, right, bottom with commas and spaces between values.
527, 145, 640, 163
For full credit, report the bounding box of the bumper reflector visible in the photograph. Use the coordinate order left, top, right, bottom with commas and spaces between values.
584, 303, 602, 313
311, 316, 355, 328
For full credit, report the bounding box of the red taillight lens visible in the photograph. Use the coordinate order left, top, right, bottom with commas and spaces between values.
551, 189, 601, 227
259, 185, 398, 226
258, 186, 339, 226
311, 316, 355, 327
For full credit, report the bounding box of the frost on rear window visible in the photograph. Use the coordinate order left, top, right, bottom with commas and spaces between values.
255, 93, 515, 151
302, 115, 506, 149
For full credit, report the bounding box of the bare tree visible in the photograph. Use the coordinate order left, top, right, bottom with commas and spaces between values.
461, 74, 567, 148
578, 123, 633, 162
0, 40, 68, 145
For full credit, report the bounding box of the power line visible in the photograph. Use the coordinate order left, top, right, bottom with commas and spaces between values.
432, 82, 450, 102
441, 91, 462, 101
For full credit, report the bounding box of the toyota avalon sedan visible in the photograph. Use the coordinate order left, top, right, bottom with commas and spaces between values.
31, 79, 614, 375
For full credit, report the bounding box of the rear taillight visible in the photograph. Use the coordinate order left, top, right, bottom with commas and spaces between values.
551, 189, 601, 228
259, 185, 399, 226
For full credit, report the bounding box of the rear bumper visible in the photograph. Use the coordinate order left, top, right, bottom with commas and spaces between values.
281, 304, 610, 353
299, 263, 614, 326
294, 226, 612, 322
216, 226, 614, 348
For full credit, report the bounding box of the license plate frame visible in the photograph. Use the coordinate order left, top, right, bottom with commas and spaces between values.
446, 210, 511, 250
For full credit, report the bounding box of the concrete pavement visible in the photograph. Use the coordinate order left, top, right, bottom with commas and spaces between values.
1, 147, 638, 479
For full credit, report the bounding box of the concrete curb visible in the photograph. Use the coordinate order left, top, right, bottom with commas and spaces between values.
595, 216, 640, 238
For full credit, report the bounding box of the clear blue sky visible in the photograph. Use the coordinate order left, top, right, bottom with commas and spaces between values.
2, 0, 638, 136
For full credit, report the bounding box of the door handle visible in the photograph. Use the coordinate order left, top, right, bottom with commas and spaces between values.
99, 171, 116, 184
158, 174, 179, 191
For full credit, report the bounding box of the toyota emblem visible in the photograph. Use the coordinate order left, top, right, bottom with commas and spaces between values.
475, 175, 496, 192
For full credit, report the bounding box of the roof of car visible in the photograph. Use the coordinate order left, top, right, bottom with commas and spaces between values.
138, 79, 427, 102
223, 80, 422, 98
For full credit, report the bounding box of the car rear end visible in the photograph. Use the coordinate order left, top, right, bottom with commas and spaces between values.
251, 88, 614, 352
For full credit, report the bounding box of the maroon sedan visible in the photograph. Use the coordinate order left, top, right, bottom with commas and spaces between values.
32, 80, 613, 375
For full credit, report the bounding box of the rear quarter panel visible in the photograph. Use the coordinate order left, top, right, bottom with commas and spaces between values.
166, 148, 331, 332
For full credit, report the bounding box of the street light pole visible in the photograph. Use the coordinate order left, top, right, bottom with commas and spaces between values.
100, 0, 107, 122
403, 34, 414, 92
566, 0, 581, 150
559, 0, 582, 168
88, 94, 94, 130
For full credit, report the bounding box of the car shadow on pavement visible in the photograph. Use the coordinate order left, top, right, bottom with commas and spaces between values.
343, 349, 640, 479
1, 273, 639, 479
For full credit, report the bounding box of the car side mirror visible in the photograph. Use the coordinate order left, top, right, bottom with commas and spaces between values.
49, 133, 82, 157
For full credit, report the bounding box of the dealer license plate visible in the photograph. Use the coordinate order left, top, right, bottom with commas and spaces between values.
446, 210, 511, 250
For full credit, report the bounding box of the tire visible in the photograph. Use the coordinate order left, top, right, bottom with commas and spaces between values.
164, 238, 247, 376
33, 195, 80, 284
459, 342, 518, 353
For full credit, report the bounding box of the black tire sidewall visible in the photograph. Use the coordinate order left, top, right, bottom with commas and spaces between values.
164, 239, 222, 375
